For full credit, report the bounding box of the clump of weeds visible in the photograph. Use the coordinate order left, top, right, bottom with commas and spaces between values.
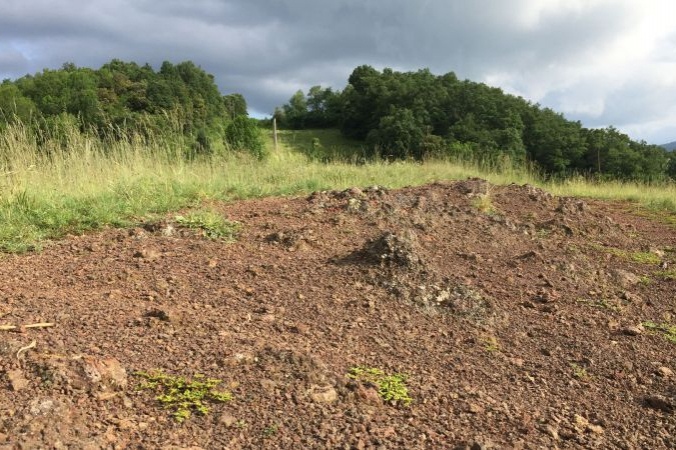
175, 208, 241, 241
135, 370, 233, 422
347, 366, 412, 406
471, 191, 497, 215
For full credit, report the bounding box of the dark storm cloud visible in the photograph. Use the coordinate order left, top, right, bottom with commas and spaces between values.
1, 0, 675, 142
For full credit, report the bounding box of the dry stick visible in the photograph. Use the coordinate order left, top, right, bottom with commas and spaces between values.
16, 340, 37, 359
0, 322, 55, 331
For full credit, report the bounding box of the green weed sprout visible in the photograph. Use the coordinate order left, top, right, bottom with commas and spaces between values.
347, 366, 412, 406
135, 370, 232, 422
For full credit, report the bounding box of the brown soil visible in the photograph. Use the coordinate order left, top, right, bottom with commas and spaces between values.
1, 179, 675, 449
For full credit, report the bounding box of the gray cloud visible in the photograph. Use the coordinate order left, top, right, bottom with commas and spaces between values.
1, 0, 675, 143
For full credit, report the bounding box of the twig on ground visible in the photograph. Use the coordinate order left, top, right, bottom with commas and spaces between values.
0, 322, 55, 331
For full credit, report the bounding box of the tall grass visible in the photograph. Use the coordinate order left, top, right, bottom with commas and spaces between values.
0, 122, 673, 252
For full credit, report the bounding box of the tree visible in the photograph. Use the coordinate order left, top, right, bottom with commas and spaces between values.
282, 90, 308, 129
366, 107, 426, 159
223, 94, 247, 119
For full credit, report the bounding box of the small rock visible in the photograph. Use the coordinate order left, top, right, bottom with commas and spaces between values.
467, 403, 484, 414
81, 356, 128, 390
7, 369, 29, 391
219, 414, 238, 427
309, 385, 338, 404
133, 248, 161, 260
622, 325, 643, 336
122, 396, 133, 408
587, 423, 604, 434
611, 269, 640, 288
544, 424, 559, 440
138, 422, 149, 431
620, 291, 642, 303
116, 418, 134, 430
656, 367, 673, 378
144, 308, 172, 322
644, 395, 674, 413
574, 414, 589, 429
259, 379, 277, 393
354, 384, 382, 406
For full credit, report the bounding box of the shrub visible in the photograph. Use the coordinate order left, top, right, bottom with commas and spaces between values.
225, 116, 267, 160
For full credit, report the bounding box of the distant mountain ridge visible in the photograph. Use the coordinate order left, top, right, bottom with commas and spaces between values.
661, 141, 676, 151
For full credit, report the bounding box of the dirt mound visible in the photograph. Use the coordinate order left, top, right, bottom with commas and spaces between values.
0, 179, 674, 449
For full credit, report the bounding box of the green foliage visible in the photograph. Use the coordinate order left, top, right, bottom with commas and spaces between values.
135, 370, 232, 422
642, 321, 676, 343
366, 107, 426, 159
1, 59, 247, 153
225, 116, 268, 160
174, 209, 241, 240
276, 65, 672, 181
347, 366, 412, 406
654, 269, 676, 280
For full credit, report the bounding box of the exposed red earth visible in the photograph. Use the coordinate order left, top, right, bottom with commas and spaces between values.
1, 179, 674, 449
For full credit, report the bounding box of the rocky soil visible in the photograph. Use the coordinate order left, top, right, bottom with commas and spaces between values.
0, 179, 674, 449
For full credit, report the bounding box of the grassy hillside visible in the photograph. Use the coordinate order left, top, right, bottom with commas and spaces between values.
0, 124, 673, 252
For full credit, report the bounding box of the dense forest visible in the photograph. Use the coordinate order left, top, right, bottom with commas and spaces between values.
1, 61, 674, 180
276, 66, 676, 181
0, 60, 263, 157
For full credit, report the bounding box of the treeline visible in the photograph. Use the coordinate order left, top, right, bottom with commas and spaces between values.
276, 66, 675, 181
0, 60, 264, 157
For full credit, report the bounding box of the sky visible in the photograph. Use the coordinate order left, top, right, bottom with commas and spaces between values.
1, 0, 676, 144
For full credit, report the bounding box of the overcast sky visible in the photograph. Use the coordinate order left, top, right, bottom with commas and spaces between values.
2, 0, 675, 144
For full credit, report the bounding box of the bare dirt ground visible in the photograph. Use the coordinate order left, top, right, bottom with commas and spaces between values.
0, 179, 675, 449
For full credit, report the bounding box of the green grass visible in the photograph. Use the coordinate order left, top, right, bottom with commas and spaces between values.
642, 321, 676, 344
0, 123, 674, 253
590, 244, 663, 265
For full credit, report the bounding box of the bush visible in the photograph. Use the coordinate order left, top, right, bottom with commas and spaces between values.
224, 116, 267, 160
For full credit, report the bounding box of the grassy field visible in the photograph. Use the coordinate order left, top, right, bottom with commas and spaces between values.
0, 124, 674, 252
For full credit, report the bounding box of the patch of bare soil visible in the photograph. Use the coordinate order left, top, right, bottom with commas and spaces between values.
1, 179, 675, 449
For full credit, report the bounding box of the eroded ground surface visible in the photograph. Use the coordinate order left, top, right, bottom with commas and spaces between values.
0, 179, 675, 449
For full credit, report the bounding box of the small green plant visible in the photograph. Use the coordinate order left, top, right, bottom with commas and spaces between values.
135, 370, 233, 422
175, 209, 241, 241
642, 321, 676, 343
482, 335, 500, 352
471, 193, 496, 215
571, 363, 589, 379
347, 366, 412, 406
576, 298, 623, 312
262, 423, 279, 438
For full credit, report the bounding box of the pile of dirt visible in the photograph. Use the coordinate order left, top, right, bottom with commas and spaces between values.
0, 179, 674, 449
